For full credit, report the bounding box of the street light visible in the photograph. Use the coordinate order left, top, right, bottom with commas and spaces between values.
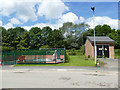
91, 7, 97, 67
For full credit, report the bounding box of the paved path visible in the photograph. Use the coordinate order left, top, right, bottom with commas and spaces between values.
98, 58, 118, 71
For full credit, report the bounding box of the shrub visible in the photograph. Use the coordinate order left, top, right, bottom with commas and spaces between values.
68, 48, 76, 55
40, 45, 49, 48
76, 49, 81, 55
80, 45, 85, 55
65, 53, 70, 63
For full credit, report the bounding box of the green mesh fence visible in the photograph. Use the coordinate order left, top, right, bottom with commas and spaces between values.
2, 48, 66, 65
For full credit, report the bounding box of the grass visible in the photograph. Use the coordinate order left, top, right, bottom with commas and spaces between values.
115, 49, 120, 59
14, 55, 95, 67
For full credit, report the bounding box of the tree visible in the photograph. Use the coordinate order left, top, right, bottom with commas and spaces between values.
29, 27, 42, 49
95, 24, 112, 36
17, 31, 30, 49
41, 26, 52, 46
1, 27, 11, 51
117, 30, 120, 49
47, 29, 64, 48
59, 22, 89, 49
78, 28, 93, 47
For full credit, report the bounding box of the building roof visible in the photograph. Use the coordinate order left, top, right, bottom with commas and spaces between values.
87, 36, 115, 43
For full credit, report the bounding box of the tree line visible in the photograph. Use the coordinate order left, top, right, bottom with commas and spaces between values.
1, 22, 120, 51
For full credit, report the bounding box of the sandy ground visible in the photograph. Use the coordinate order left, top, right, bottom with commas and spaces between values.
2, 69, 118, 88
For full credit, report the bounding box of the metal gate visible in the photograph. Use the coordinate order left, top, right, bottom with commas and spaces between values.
2, 52, 16, 65
2, 48, 66, 65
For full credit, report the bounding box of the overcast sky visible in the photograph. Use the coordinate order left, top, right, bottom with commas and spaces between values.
0, 0, 118, 30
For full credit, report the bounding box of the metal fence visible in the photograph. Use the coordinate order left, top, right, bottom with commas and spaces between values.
2, 48, 66, 65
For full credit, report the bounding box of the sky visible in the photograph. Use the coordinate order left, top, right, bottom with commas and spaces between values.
0, 0, 118, 30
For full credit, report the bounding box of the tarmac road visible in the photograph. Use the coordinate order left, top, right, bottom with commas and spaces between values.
1, 58, 119, 88
2, 69, 118, 88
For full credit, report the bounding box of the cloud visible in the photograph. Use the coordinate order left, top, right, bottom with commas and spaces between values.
86, 16, 118, 29
0, 0, 69, 23
58, 12, 79, 24
23, 16, 118, 31
23, 23, 56, 31
0, 21, 2, 26
3, 23, 14, 29
10, 18, 22, 24
79, 16, 85, 22
0, 0, 37, 23
22, 12, 83, 31
37, 0, 69, 19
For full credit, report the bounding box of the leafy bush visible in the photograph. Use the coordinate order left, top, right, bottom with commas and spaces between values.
66, 53, 70, 63
68, 48, 76, 55
114, 49, 120, 59
80, 45, 85, 55
40, 45, 49, 48
75, 49, 81, 55
2, 46, 15, 52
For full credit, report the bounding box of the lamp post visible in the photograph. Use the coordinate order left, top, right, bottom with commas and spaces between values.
91, 7, 97, 67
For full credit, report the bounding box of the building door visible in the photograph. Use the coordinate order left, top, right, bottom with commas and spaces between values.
97, 45, 102, 58
97, 45, 109, 58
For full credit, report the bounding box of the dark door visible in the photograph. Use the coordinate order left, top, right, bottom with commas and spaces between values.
103, 45, 109, 58
97, 45, 102, 58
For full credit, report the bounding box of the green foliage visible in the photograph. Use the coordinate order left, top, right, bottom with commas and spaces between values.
68, 48, 77, 55
1, 22, 120, 52
95, 24, 111, 36
65, 53, 70, 63
2, 46, 14, 52
80, 45, 85, 55
29, 27, 42, 49
114, 49, 120, 59
60, 22, 89, 49
47, 29, 64, 48
40, 45, 49, 48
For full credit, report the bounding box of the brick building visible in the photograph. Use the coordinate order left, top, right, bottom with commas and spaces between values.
85, 36, 115, 59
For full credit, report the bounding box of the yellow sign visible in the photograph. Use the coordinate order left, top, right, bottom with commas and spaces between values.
105, 48, 107, 51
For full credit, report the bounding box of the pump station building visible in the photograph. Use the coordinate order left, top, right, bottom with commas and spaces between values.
85, 36, 115, 59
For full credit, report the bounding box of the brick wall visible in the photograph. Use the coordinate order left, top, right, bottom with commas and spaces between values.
85, 39, 94, 58
109, 44, 114, 59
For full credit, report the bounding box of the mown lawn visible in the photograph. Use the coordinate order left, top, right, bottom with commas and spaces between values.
14, 55, 95, 67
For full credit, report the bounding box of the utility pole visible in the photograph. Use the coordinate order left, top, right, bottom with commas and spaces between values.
91, 7, 97, 67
